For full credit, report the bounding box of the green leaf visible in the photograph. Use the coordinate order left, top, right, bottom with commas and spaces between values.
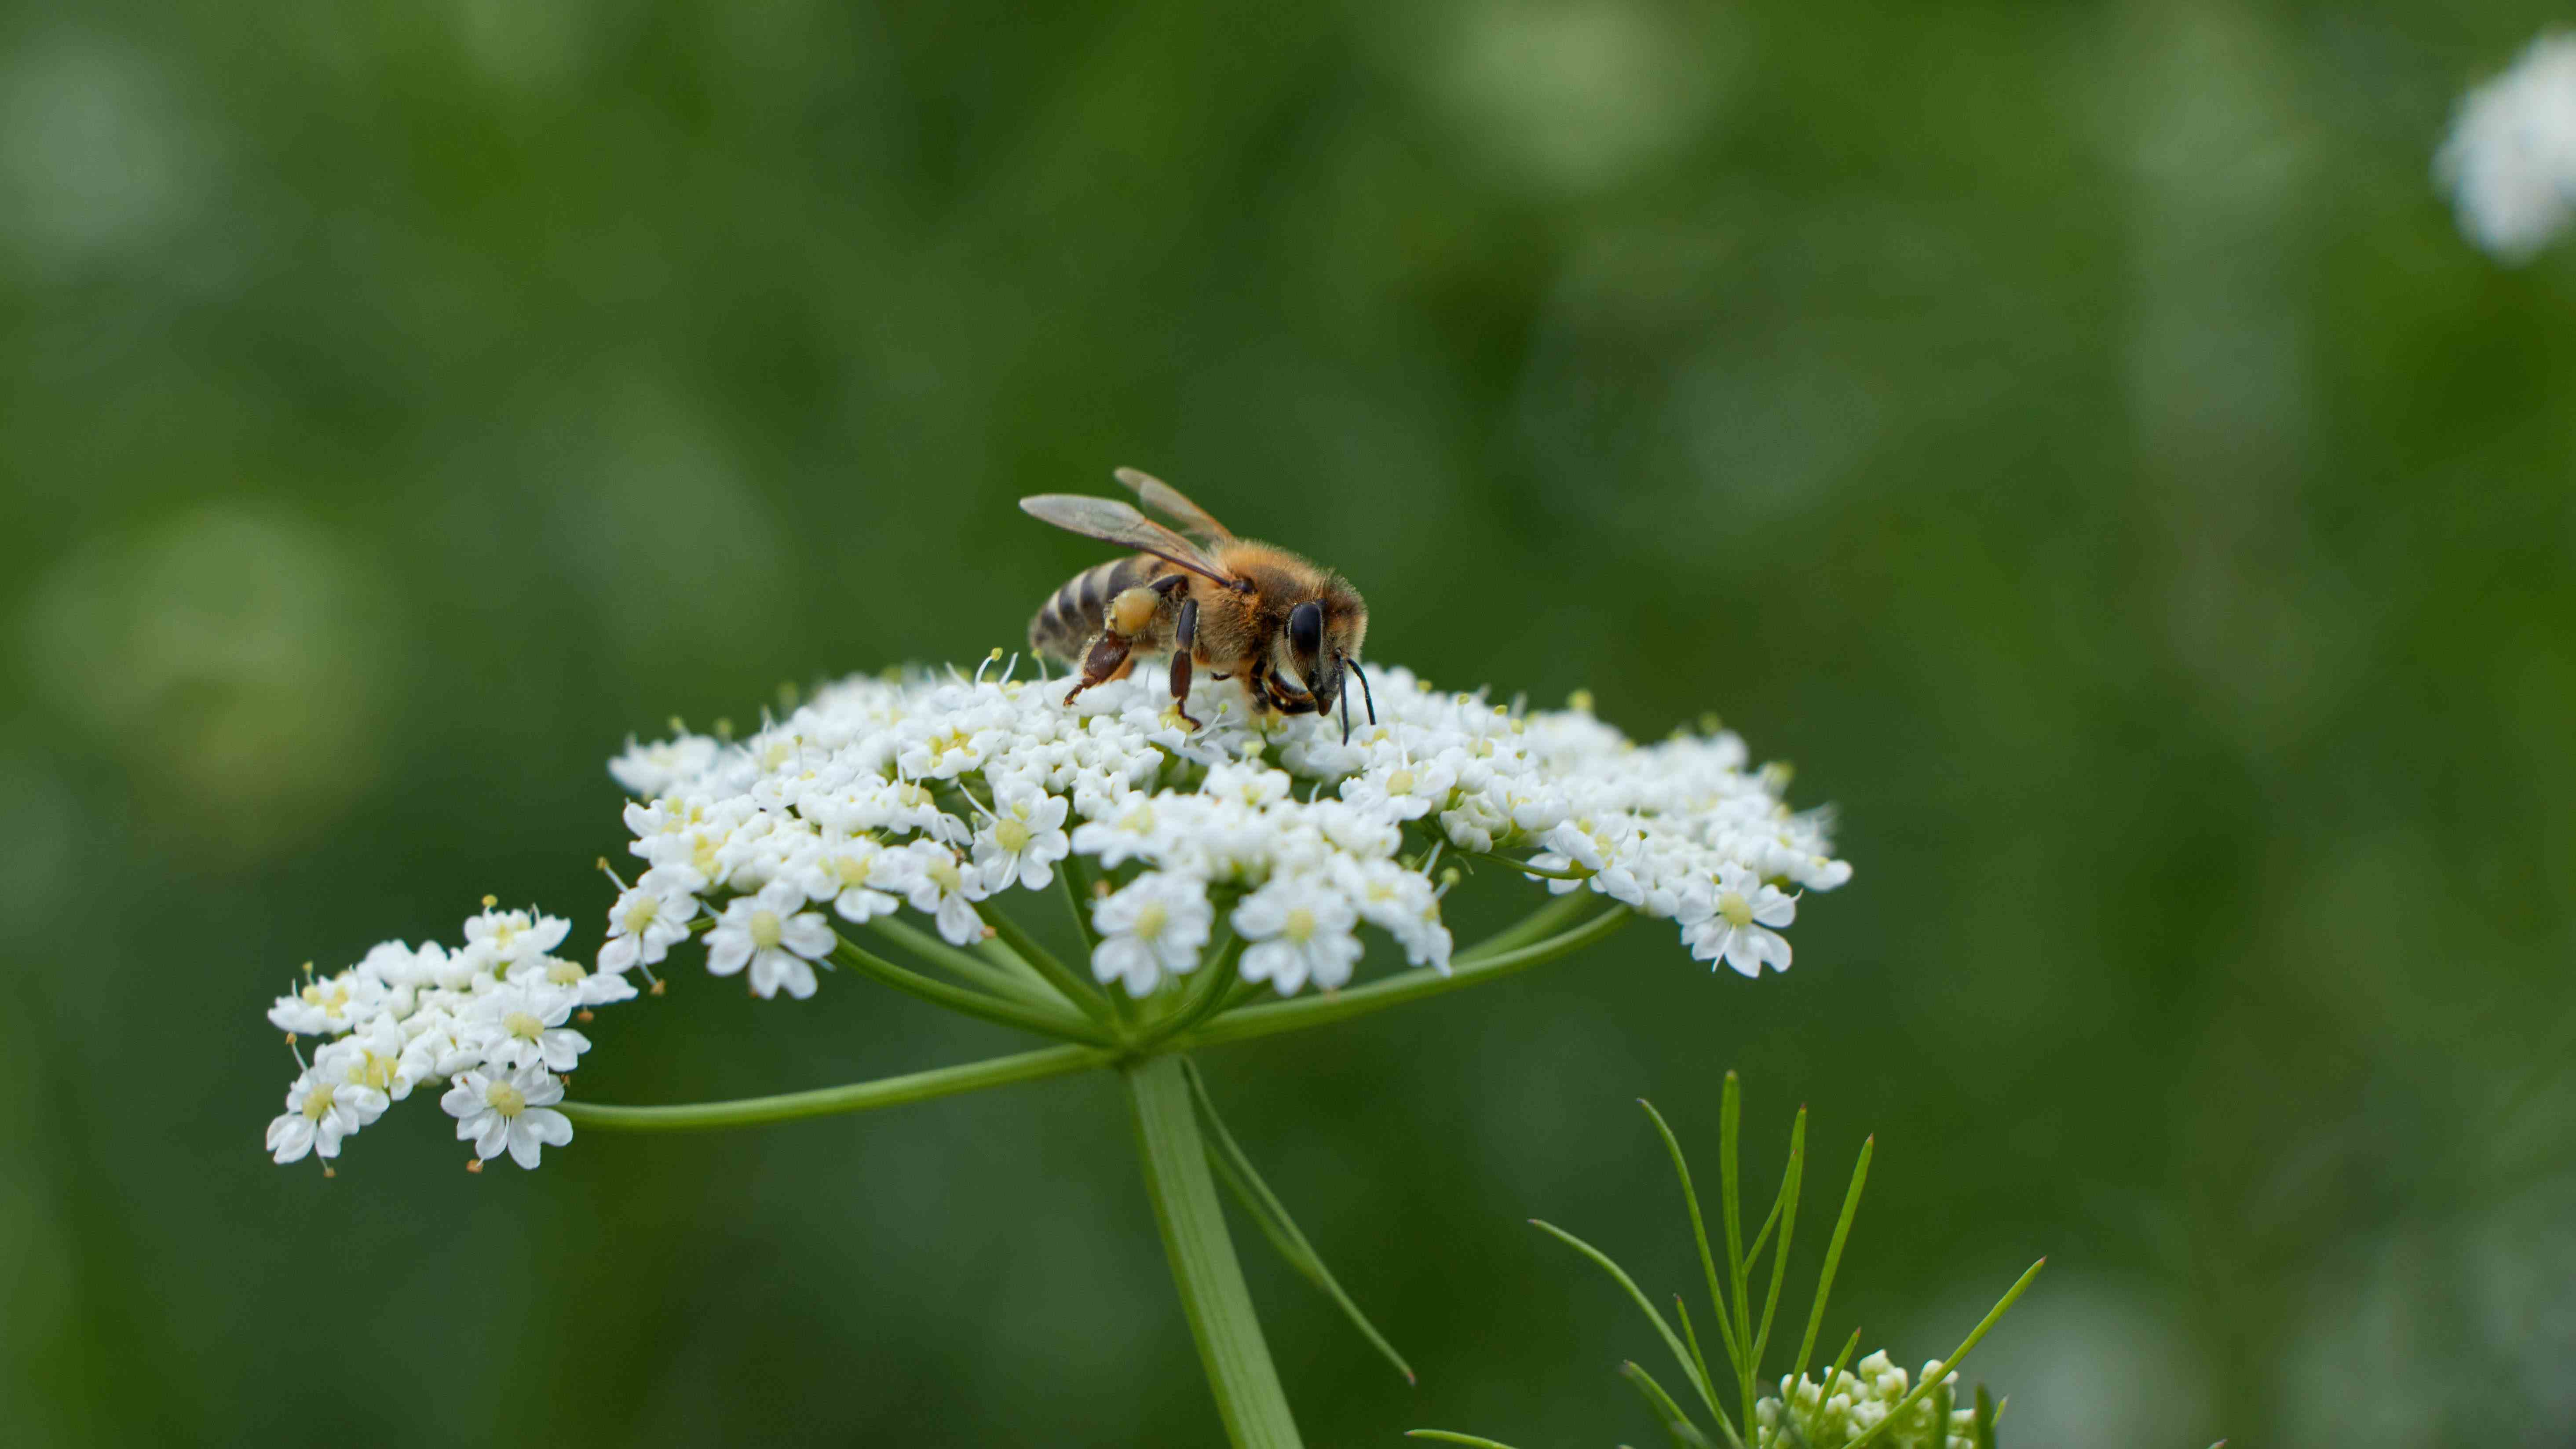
1403, 1434, 1521, 1448
1792, 1136, 1872, 1383
1750, 1109, 1806, 1379
1825, 1328, 1861, 1387
1718, 1072, 1756, 1424
1183, 1059, 1415, 1385
1618, 1361, 1720, 1449
1673, 1296, 1717, 1424
1529, 1219, 1737, 1442
1972, 1386, 1996, 1449
1843, 1259, 2045, 1449
1639, 1100, 1746, 1382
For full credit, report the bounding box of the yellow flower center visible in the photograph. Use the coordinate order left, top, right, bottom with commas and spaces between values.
546, 959, 585, 986
832, 854, 872, 886
927, 857, 961, 894
1283, 908, 1315, 944
994, 819, 1032, 854
1133, 903, 1169, 941
749, 909, 783, 950
504, 1010, 545, 1042
486, 1081, 526, 1117
1385, 770, 1416, 796
1719, 891, 1754, 928
620, 897, 661, 933
301, 1083, 337, 1121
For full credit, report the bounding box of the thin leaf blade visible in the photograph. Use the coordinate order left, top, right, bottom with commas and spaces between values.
1183, 1059, 1415, 1384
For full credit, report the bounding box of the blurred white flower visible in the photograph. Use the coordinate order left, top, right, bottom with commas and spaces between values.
2438, 33, 2576, 260
441, 1064, 573, 1170
1754, 1350, 1971, 1449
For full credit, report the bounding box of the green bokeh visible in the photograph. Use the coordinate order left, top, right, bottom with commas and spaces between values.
7, 3, 2573, 1445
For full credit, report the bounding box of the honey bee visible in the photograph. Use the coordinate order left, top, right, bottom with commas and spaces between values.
1022, 468, 1376, 740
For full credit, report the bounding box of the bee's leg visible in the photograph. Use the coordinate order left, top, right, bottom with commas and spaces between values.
1167, 597, 1201, 730
1062, 632, 1133, 708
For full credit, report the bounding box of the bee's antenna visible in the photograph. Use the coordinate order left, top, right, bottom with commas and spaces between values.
1351, 657, 1376, 726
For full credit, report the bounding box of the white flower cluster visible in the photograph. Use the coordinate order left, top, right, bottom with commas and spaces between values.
261, 657, 1849, 1171
614, 659, 1846, 993
263, 907, 632, 1170
2438, 32, 2576, 260
1752, 1351, 1976, 1449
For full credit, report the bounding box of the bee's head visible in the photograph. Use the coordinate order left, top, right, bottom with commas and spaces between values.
1279, 578, 1372, 741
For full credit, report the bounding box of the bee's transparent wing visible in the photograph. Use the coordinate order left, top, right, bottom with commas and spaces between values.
1113, 467, 1235, 547
1019, 494, 1238, 583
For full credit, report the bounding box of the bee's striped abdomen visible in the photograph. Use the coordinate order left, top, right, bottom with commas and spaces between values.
1028, 554, 1167, 663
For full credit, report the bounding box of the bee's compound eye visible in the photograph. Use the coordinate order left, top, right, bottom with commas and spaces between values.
1289, 601, 1323, 659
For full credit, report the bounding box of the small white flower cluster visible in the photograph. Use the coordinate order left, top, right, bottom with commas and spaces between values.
262, 906, 633, 1170
2438, 33, 2576, 260
1752, 1351, 1977, 1449
262, 657, 1849, 1171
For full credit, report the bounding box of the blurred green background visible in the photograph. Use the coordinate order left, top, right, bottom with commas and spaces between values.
8, 1, 2575, 1444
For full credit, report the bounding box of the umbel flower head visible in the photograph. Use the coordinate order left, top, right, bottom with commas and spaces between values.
1754, 1353, 1979, 1449
259, 657, 1851, 1170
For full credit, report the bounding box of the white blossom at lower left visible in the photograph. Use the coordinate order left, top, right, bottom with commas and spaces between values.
260, 906, 643, 1172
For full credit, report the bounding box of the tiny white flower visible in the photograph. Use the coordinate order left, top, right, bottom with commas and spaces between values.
1338, 753, 1454, 821
470, 983, 590, 1072
266, 966, 387, 1037
972, 784, 1072, 892
265, 1062, 387, 1164
512, 951, 637, 1007
705, 879, 839, 999
792, 834, 901, 923
868, 838, 987, 947
441, 1064, 574, 1169
324, 1016, 420, 1102
1233, 876, 1364, 994
462, 907, 570, 970
599, 881, 696, 974
1682, 865, 1796, 978
1091, 871, 1213, 997
608, 734, 720, 797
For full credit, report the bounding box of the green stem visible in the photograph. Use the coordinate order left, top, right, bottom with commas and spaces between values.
1457, 850, 1593, 882
1138, 927, 1244, 1048
1125, 1055, 1302, 1449
556, 1043, 1110, 1131
1174, 904, 1632, 1050
831, 936, 1110, 1044
865, 913, 1065, 1009
972, 897, 1121, 1038
1459, 887, 1598, 960
1059, 852, 1106, 952
569, 896, 1633, 1129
